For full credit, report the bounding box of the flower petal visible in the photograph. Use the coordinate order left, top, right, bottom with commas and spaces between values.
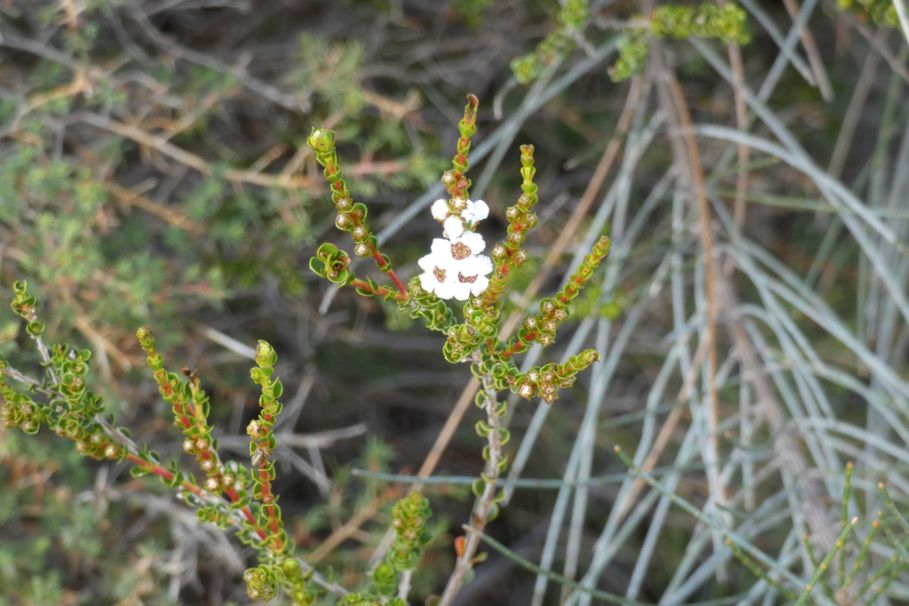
431, 199, 449, 221
443, 216, 465, 239
430, 238, 451, 257
418, 252, 438, 272
451, 281, 471, 300
467, 199, 489, 222
435, 281, 456, 299
469, 274, 490, 295
418, 272, 435, 291
457, 231, 485, 254
473, 254, 493, 275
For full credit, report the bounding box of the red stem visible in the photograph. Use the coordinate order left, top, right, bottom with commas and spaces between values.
498, 332, 534, 359
125, 456, 269, 542
372, 249, 408, 298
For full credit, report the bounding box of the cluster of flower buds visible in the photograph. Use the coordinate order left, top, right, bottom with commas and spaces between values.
4, 281, 123, 459
388, 491, 434, 571
279, 557, 316, 606
481, 144, 539, 309
243, 565, 278, 601
442, 298, 499, 363
306, 128, 409, 302
10, 279, 45, 337
247, 340, 288, 553
508, 349, 601, 404
339, 491, 432, 605
307, 129, 377, 260
309, 242, 354, 286
137, 327, 236, 494
0, 366, 44, 435
499, 235, 611, 357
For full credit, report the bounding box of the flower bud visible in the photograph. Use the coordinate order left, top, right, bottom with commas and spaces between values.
354, 243, 371, 257
518, 382, 534, 399
255, 340, 278, 368
351, 226, 368, 242
307, 128, 335, 153
335, 213, 351, 229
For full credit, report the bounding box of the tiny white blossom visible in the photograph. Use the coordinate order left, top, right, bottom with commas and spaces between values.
431, 199, 449, 221
420, 195, 493, 300
448, 254, 493, 300
418, 249, 457, 299
430, 231, 485, 261
463, 199, 489, 224
419, 234, 493, 300
443, 216, 464, 239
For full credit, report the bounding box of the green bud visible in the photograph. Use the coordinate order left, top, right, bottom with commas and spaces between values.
255, 340, 278, 368
307, 128, 335, 154
136, 326, 156, 352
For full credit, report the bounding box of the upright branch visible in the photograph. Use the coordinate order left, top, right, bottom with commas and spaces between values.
437, 355, 508, 606
443, 93, 480, 200
481, 144, 539, 310
306, 128, 408, 299
245, 341, 315, 604
136, 327, 243, 496
135, 327, 315, 604
497, 235, 611, 358
248, 341, 288, 554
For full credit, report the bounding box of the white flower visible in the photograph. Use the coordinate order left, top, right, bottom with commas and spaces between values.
430, 198, 489, 227
450, 254, 493, 300
420, 197, 493, 300
431, 199, 449, 221
463, 199, 489, 224
418, 250, 459, 300
443, 216, 464, 239
419, 233, 493, 300
431, 231, 486, 261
